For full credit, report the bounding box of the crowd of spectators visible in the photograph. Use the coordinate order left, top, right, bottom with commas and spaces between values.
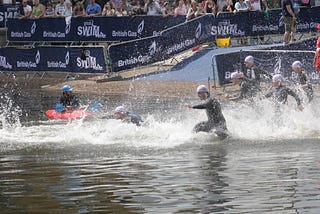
15, 0, 283, 19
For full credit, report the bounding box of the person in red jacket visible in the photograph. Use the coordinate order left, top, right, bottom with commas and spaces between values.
314, 24, 320, 73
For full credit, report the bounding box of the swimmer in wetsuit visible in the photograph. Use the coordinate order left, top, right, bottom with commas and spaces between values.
185, 85, 228, 139
265, 74, 303, 109
114, 106, 143, 126
291, 60, 313, 102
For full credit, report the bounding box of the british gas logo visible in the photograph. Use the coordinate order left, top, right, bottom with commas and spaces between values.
43, 19, 68, 38
117, 40, 157, 68
17, 50, 40, 68
47, 51, 69, 68
195, 23, 202, 39
77, 20, 106, 38
10, 21, 36, 38
149, 41, 157, 56
112, 20, 145, 38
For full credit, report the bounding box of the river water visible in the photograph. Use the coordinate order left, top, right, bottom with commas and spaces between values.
1, 86, 320, 213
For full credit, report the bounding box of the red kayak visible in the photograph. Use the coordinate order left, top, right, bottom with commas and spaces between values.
45, 109, 92, 120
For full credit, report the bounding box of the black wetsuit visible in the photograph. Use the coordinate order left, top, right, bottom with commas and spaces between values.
60, 94, 80, 109
230, 77, 259, 101
245, 65, 272, 86
265, 84, 301, 106
192, 95, 228, 138
297, 72, 313, 102
125, 112, 143, 126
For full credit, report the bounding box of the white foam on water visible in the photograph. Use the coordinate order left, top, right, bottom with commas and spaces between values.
0, 92, 320, 152
224, 94, 320, 140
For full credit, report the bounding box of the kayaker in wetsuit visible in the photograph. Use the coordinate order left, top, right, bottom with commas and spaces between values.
185, 85, 228, 139
114, 106, 143, 126
60, 85, 80, 110
291, 60, 313, 102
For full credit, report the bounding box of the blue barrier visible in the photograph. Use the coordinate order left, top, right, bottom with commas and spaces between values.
215, 38, 318, 85
108, 7, 320, 72
0, 4, 19, 28
0, 46, 106, 73
6, 15, 186, 42
6, 7, 320, 43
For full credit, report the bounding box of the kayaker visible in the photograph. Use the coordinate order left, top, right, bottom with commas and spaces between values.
60, 85, 80, 110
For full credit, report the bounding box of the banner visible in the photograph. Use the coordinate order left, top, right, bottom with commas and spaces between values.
108, 6, 320, 72
215, 38, 318, 85
0, 4, 19, 28
6, 15, 186, 42
6, 7, 320, 42
109, 16, 214, 72
0, 46, 106, 73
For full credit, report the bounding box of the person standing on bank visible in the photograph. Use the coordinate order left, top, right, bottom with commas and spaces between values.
185, 85, 228, 139
281, 0, 296, 44
314, 24, 320, 74
291, 60, 313, 102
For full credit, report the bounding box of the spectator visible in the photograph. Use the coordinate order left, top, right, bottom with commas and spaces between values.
110, 0, 122, 10
131, 0, 145, 15
44, 2, 55, 17
86, 0, 102, 16
19, 0, 32, 19
31, 0, 45, 19
281, 0, 295, 44
204, 0, 218, 15
72, 2, 86, 16
222, 0, 233, 12
114, 3, 128, 16
314, 24, 320, 74
55, 0, 66, 16
62, 0, 72, 16
185, 0, 191, 12
234, 0, 249, 13
174, 0, 186, 16
186, 0, 201, 20
290, 0, 300, 42
161, 1, 172, 17
122, 0, 133, 14
144, 0, 161, 15
247, 0, 269, 11
102, 2, 115, 16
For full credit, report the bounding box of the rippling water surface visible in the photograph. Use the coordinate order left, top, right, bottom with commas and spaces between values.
1, 87, 320, 213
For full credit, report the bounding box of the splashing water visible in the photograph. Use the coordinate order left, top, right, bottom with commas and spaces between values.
0, 89, 320, 152
0, 93, 22, 130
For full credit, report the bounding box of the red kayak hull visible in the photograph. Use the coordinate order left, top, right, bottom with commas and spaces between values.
45, 109, 92, 120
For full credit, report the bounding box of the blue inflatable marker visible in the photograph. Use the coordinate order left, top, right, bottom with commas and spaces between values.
54, 103, 65, 113
91, 103, 103, 111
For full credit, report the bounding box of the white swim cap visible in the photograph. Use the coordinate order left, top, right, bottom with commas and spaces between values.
272, 74, 283, 82
230, 72, 241, 79
292, 60, 302, 69
196, 85, 209, 93
115, 106, 126, 113
244, 55, 254, 64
